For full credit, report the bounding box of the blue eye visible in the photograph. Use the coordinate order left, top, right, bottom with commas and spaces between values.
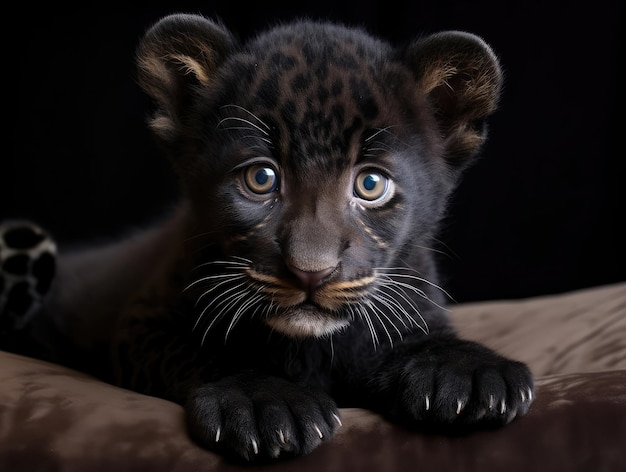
244, 164, 278, 194
354, 171, 389, 201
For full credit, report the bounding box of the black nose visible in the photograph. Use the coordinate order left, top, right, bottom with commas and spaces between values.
286, 262, 334, 293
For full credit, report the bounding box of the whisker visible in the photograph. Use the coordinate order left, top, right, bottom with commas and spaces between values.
371, 288, 411, 330
381, 277, 447, 318
217, 117, 270, 136
201, 290, 251, 345
376, 278, 429, 334
380, 287, 424, 332
364, 126, 399, 142
225, 293, 264, 341
364, 144, 395, 154
220, 104, 271, 131
237, 134, 273, 146
389, 273, 453, 299
376, 269, 455, 304
184, 231, 217, 243
366, 300, 402, 346
430, 236, 460, 260
354, 304, 379, 349
191, 257, 252, 271
366, 302, 394, 347
193, 280, 249, 331
184, 273, 246, 293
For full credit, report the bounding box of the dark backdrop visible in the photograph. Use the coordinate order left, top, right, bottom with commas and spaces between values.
3, 1, 624, 303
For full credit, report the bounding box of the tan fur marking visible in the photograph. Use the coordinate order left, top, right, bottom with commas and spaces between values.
246, 269, 294, 289
168, 54, 211, 84
138, 54, 176, 102
357, 218, 389, 248
248, 266, 375, 311
420, 61, 459, 95
327, 276, 376, 291
419, 55, 499, 119
316, 277, 375, 310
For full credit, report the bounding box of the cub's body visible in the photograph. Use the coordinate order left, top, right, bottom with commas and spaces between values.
1, 14, 533, 463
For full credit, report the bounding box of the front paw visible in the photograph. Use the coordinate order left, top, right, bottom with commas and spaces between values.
186, 373, 341, 462
0, 220, 56, 334
387, 339, 534, 430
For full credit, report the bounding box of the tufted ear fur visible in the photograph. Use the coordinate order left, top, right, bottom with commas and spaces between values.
405, 31, 503, 164
135, 14, 237, 143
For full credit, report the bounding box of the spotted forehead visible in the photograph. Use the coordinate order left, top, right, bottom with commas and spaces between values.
222, 25, 411, 170
249, 32, 387, 120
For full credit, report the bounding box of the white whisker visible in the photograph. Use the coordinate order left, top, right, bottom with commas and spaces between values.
381, 271, 455, 303
191, 258, 252, 271
364, 126, 399, 142
364, 145, 395, 154
354, 304, 379, 349
237, 134, 273, 145
194, 280, 249, 331
201, 290, 251, 345
375, 280, 429, 334
225, 294, 264, 341
220, 104, 271, 131
365, 300, 400, 347
378, 273, 451, 313
217, 116, 270, 136
370, 289, 411, 330
184, 273, 246, 293
375, 267, 454, 302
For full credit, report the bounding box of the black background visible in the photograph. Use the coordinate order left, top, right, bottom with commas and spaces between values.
3, 1, 624, 303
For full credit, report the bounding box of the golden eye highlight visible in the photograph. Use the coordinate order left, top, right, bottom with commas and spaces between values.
244, 164, 278, 194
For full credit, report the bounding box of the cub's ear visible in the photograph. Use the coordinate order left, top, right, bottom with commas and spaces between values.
136, 13, 237, 142
405, 31, 503, 164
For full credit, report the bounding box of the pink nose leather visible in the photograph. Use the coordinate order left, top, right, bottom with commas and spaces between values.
286, 263, 334, 292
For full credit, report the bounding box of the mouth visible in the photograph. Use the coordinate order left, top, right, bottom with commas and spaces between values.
264, 303, 350, 337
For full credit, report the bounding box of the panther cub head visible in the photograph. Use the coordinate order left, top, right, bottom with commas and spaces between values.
135, 14, 502, 338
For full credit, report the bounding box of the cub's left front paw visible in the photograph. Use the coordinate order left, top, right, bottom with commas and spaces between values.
385, 339, 534, 430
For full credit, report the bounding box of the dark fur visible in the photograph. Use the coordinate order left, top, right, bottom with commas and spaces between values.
5, 14, 534, 463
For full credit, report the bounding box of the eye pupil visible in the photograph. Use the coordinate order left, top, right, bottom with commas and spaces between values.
363, 174, 379, 191
244, 164, 278, 195
255, 169, 270, 185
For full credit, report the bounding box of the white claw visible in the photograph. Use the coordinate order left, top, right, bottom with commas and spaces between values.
215, 427, 221, 443
313, 424, 324, 439
425, 395, 430, 411
456, 400, 464, 415
499, 400, 506, 415
528, 388, 534, 402
333, 413, 343, 427
521, 390, 526, 402
278, 430, 286, 444
251, 439, 259, 455
488, 395, 495, 411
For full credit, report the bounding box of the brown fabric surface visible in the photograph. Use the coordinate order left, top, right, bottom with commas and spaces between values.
451, 281, 626, 377
2, 282, 626, 471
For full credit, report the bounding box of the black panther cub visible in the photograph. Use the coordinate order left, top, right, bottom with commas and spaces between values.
0, 13, 534, 463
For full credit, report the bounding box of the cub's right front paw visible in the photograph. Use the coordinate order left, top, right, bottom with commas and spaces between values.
186, 373, 341, 462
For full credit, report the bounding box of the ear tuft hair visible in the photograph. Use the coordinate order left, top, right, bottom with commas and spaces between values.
136, 13, 237, 142
406, 31, 503, 163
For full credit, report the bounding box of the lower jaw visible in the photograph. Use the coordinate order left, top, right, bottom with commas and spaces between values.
264, 308, 350, 337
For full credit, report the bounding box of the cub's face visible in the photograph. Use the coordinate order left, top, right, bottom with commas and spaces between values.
136, 15, 502, 339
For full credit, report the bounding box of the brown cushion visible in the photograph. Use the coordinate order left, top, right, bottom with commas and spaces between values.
451, 281, 626, 376
2, 282, 626, 471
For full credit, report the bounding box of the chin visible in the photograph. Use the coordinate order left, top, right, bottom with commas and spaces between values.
264, 307, 350, 337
